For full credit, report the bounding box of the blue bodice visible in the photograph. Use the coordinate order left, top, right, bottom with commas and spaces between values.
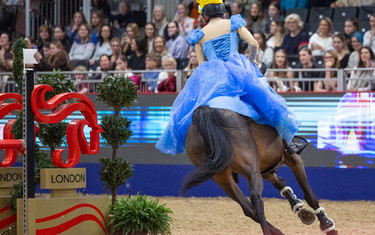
186, 14, 246, 62
202, 32, 240, 61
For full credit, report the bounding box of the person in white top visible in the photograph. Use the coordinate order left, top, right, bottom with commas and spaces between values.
174, 3, 195, 37
253, 30, 273, 67
308, 18, 333, 56
90, 25, 113, 64
363, 13, 375, 53
347, 46, 375, 91
69, 23, 95, 61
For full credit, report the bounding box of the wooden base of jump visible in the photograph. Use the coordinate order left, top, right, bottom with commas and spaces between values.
0, 167, 22, 234
17, 168, 109, 235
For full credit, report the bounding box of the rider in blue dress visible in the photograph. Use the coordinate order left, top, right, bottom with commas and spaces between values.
156, 0, 306, 156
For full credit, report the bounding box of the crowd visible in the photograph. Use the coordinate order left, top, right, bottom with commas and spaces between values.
0, 0, 375, 93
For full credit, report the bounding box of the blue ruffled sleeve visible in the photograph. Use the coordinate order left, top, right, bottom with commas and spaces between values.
186, 29, 204, 47
230, 14, 246, 32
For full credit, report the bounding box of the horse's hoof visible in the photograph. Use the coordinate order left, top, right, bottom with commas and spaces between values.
297, 207, 315, 225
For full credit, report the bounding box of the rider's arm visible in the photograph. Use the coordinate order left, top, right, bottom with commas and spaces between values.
195, 43, 205, 65
237, 26, 259, 63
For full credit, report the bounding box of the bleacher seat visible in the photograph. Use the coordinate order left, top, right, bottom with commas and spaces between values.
285, 8, 308, 23
315, 56, 323, 66
333, 22, 345, 34
287, 54, 299, 68
304, 23, 319, 37
359, 21, 370, 34
358, 6, 375, 22
332, 7, 358, 22
308, 7, 333, 23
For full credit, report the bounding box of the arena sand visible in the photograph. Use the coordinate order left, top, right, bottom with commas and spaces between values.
154, 196, 375, 235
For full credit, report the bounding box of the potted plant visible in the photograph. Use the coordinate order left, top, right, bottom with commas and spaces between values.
96, 75, 139, 210
110, 194, 172, 235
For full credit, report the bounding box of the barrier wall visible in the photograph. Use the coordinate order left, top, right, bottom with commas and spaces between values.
3, 92, 375, 200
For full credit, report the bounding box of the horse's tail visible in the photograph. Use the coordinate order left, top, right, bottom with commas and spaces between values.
182, 105, 234, 195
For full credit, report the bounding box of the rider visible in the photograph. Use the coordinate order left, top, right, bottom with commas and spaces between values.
156, 0, 307, 156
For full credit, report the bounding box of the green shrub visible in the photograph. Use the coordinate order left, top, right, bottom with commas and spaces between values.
110, 194, 172, 235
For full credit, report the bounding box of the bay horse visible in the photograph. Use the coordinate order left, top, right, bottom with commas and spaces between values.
184, 105, 337, 235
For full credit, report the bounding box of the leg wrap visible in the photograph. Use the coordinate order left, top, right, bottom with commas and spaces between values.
314, 207, 336, 233
280, 186, 293, 198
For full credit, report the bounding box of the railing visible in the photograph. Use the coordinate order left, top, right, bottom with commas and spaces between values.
29, 0, 82, 38
1, 68, 374, 94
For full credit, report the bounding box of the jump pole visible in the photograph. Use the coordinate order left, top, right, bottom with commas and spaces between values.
22, 69, 35, 235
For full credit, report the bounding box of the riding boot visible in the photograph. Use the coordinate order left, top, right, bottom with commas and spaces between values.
283, 136, 309, 155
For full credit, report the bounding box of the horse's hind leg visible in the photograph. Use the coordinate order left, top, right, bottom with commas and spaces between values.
263, 172, 315, 225
283, 153, 337, 234
213, 171, 284, 235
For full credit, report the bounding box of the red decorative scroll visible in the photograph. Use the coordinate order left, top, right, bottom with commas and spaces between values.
0, 93, 25, 167
31, 85, 103, 168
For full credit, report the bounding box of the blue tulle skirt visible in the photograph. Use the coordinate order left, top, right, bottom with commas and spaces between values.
156, 53, 300, 156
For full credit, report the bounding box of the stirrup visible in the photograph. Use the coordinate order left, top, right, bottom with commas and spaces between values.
284, 136, 309, 155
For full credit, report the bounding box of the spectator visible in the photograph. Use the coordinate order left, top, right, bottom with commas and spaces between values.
151, 35, 172, 61
184, 50, 199, 78
267, 48, 294, 92
330, 0, 366, 7
267, 20, 286, 50
95, 54, 111, 80
174, 3, 195, 38
90, 9, 106, 45
280, 0, 309, 10
282, 14, 309, 55
308, 18, 334, 56
36, 25, 52, 56
110, 37, 121, 65
344, 18, 359, 52
67, 11, 88, 42
316, 50, 339, 92
34, 40, 70, 71
121, 22, 139, 57
144, 53, 162, 92
69, 23, 96, 61
54, 25, 72, 53
246, 3, 267, 34
188, 0, 199, 20
364, 13, 375, 53
253, 31, 273, 67
143, 22, 158, 53
73, 65, 92, 93
42, 42, 52, 60
0, 32, 13, 72
265, 2, 284, 35
347, 46, 375, 91
128, 39, 146, 70
166, 21, 189, 60
152, 5, 168, 38
110, 1, 136, 37
91, 0, 111, 20
332, 34, 350, 68
114, 55, 134, 77
25, 36, 37, 49
90, 25, 113, 65
156, 57, 177, 93
230, 1, 245, 18
295, 48, 321, 92
348, 32, 363, 68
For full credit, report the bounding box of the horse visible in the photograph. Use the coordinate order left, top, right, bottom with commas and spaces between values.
183, 105, 337, 235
